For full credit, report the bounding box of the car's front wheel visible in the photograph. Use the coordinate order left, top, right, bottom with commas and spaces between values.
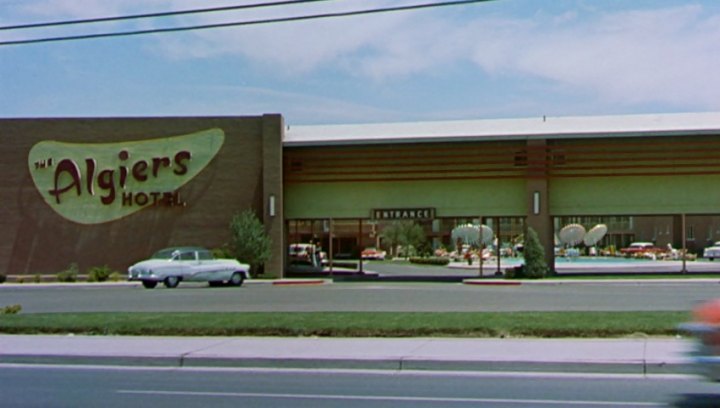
228, 272, 245, 287
141, 280, 157, 289
164, 276, 180, 288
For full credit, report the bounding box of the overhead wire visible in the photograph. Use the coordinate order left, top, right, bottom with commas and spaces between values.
0, 0, 333, 31
0, 0, 494, 47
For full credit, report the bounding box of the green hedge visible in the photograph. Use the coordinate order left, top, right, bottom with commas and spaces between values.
409, 257, 450, 266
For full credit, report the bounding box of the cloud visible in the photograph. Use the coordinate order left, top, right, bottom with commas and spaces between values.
154, 0, 421, 76
146, 2, 720, 110
467, 5, 720, 109
5, 1, 720, 118
12, 0, 168, 19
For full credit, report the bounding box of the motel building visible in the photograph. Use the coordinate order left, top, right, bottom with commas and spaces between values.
4, 111, 720, 278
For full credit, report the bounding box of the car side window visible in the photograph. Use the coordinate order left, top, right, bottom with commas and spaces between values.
179, 251, 196, 261
198, 250, 213, 260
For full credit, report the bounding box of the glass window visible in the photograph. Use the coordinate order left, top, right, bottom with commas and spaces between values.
179, 251, 196, 261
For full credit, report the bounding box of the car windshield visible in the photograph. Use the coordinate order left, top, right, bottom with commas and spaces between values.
151, 249, 178, 260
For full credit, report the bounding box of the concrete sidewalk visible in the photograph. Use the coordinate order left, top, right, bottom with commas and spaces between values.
0, 335, 697, 376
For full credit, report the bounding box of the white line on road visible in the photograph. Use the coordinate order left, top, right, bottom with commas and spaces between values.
117, 389, 660, 406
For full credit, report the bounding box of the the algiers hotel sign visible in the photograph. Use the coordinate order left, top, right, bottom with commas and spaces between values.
28, 128, 224, 225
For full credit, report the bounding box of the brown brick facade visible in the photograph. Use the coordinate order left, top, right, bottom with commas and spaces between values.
0, 116, 284, 277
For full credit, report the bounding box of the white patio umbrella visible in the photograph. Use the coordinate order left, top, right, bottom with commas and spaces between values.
451, 224, 494, 246
558, 224, 586, 247
583, 224, 608, 246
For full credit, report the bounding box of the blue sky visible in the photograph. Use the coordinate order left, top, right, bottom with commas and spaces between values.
2, 0, 720, 125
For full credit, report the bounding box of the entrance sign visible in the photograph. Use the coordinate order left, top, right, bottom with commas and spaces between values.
372, 207, 435, 220
28, 128, 225, 225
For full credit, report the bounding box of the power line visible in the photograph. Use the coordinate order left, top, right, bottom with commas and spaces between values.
0, 0, 494, 47
0, 0, 332, 31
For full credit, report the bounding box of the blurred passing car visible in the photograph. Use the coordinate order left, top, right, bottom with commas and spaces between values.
361, 247, 386, 260
128, 247, 250, 289
679, 299, 720, 381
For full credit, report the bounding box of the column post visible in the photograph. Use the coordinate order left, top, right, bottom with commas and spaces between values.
262, 114, 285, 278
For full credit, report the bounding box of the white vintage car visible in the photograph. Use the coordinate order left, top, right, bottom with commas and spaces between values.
704, 242, 720, 261
128, 247, 250, 289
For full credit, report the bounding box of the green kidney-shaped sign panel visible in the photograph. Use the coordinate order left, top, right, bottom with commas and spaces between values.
28, 128, 225, 225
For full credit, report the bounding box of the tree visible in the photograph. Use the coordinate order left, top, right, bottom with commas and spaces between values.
380, 221, 426, 258
228, 210, 272, 277
522, 226, 548, 279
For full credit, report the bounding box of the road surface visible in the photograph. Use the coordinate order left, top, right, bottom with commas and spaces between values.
1, 364, 718, 407
1, 281, 719, 312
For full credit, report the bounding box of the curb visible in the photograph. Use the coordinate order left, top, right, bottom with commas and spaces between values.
462, 278, 720, 286
0, 354, 696, 376
271, 279, 330, 286
463, 280, 521, 286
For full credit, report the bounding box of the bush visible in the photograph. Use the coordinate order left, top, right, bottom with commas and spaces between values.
1, 304, 21, 314
228, 210, 272, 277
506, 227, 548, 279
211, 247, 232, 259
0, 273, 6, 284
409, 257, 450, 266
108, 272, 125, 282
33, 274, 42, 283
57, 263, 79, 282
87, 265, 114, 282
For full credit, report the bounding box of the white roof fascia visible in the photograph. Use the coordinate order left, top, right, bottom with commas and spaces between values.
284, 112, 720, 147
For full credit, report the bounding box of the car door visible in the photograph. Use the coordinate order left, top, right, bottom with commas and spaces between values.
192, 250, 233, 282
174, 250, 197, 279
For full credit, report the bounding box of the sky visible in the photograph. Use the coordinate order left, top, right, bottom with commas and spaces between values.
2, 0, 720, 125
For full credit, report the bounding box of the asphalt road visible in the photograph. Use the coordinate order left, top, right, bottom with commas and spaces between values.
1, 365, 718, 407
1, 281, 720, 313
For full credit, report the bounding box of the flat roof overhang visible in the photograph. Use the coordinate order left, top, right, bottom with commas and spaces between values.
284, 112, 720, 147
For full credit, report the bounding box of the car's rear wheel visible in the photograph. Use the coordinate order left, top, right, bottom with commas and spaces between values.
164, 276, 180, 288
228, 272, 244, 287
141, 280, 157, 289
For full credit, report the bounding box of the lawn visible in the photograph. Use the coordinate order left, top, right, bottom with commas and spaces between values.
0, 311, 692, 338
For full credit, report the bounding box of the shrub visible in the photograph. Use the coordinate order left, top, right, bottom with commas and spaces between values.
108, 272, 124, 282
33, 274, 42, 283
57, 263, 79, 282
87, 265, 114, 282
211, 247, 232, 259
228, 210, 272, 277
409, 257, 450, 266
0, 273, 6, 284
506, 227, 548, 279
1, 304, 22, 314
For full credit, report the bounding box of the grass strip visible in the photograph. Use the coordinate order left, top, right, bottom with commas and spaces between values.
0, 311, 692, 338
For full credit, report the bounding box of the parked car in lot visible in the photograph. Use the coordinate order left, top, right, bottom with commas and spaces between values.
128, 247, 250, 289
361, 247, 386, 260
619, 242, 663, 258
704, 242, 720, 261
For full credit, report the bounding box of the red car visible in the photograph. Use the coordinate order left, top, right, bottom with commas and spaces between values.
361, 247, 386, 260
619, 242, 662, 257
